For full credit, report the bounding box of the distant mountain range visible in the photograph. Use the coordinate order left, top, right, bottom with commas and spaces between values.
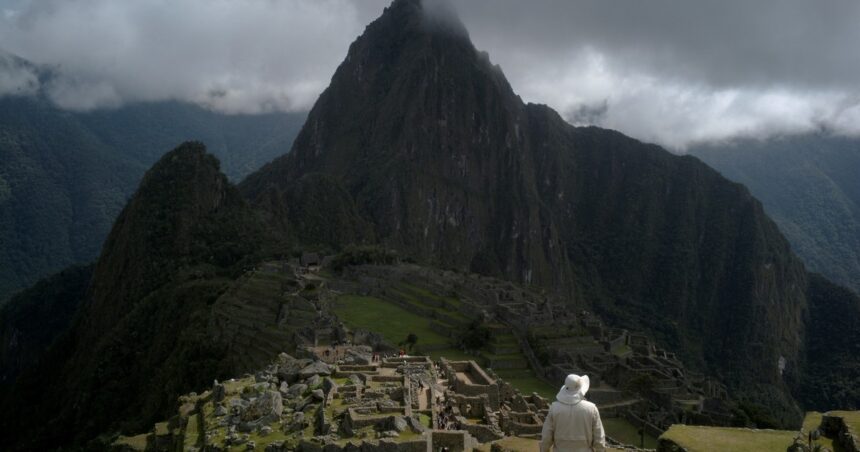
0, 82, 306, 302
691, 134, 860, 295
1, 0, 859, 449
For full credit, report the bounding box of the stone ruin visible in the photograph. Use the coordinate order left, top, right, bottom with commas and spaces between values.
112, 259, 745, 451
112, 349, 567, 452
342, 264, 735, 440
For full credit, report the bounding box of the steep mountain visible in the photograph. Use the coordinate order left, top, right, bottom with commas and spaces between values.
691, 134, 860, 294
0, 95, 138, 303
242, 0, 810, 419
801, 273, 860, 411
0, 264, 92, 387
1, 143, 280, 449
0, 89, 305, 303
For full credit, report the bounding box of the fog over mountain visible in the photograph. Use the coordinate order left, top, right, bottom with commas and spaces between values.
2, 0, 859, 149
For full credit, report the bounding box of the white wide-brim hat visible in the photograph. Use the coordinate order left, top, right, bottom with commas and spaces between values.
556, 374, 590, 404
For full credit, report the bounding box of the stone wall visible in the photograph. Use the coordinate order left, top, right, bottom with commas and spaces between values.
821, 413, 859, 452
460, 423, 504, 443
431, 430, 472, 452
298, 437, 430, 452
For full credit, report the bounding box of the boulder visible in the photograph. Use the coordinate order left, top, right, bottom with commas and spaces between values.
306, 374, 321, 387
388, 416, 408, 433
405, 416, 427, 433
279, 381, 289, 395
285, 412, 307, 433
229, 398, 250, 415
241, 391, 283, 422
299, 361, 332, 379
276, 352, 296, 366
286, 384, 307, 398
348, 374, 364, 387
311, 389, 325, 401
346, 349, 372, 365
277, 358, 311, 384
264, 441, 287, 452
252, 382, 271, 393
259, 426, 273, 437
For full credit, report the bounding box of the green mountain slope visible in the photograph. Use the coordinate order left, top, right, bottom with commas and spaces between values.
801, 273, 860, 410
0, 91, 305, 303
0, 95, 138, 303
691, 134, 860, 295
0, 143, 280, 449
0, 264, 92, 388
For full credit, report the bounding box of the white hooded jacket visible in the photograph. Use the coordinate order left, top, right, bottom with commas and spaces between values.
540, 395, 606, 452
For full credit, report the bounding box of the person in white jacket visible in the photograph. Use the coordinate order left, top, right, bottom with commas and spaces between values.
540, 374, 606, 452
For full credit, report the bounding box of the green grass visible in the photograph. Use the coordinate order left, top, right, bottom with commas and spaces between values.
395, 282, 462, 308
494, 369, 555, 399
481, 351, 527, 360
660, 425, 796, 452
428, 348, 476, 362
491, 334, 519, 346
182, 411, 200, 449
418, 413, 432, 428
154, 422, 169, 436
828, 410, 860, 434
388, 286, 469, 322
113, 434, 148, 451
801, 412, 835, 451
602, 417, 658, 449
611, 344, 632, 357
333, 295, 453, 348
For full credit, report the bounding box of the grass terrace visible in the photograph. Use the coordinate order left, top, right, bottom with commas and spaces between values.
828, 410, 860, 434
602, 417, 658, 449
493, 368, 555, 399
395, 282, 462, 308
660, 424, 796, 452
386, 281, 469, 325
113, 434, 148, 451
333, 294, 473, 361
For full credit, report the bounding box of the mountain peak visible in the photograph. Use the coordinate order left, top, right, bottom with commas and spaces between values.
241, 0, 514, 196
378, 0, 468, 38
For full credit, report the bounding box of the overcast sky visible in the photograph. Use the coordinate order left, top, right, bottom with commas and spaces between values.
1, 0, 859, 149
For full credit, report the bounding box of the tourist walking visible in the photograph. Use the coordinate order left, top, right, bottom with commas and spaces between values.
540, 374, 605, 452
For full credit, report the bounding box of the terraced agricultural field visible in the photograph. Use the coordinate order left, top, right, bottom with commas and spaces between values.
602, 417, 658, 449
332, 294, 469, 361
659, 425, 795, 451
493, 368, 555, 399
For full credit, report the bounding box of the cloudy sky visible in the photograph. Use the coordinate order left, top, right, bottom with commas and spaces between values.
1, 0, 859, 149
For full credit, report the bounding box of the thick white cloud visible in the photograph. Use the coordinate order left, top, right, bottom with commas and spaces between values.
0, 0, 389, 112
506, 48, 860, 149
1, 0, 859, 149
0, 52, 38, 96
